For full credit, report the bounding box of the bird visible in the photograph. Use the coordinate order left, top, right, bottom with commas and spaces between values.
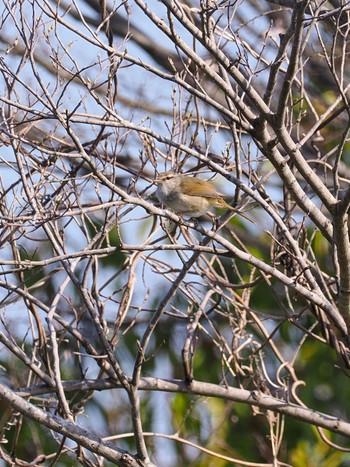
155, 171, 253, 221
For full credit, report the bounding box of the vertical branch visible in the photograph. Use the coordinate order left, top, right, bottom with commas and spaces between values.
275, 0, 308, 128
333, 195, 350, 330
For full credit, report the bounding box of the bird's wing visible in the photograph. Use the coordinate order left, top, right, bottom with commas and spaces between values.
180, 177, 221, 197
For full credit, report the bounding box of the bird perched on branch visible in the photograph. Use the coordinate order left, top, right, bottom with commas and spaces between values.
155, 171, 253, 222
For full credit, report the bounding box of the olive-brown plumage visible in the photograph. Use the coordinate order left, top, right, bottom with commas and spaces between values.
155, 171, 252, 221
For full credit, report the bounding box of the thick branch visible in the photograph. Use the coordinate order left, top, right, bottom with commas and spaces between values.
0, 383, 140, 467
17, 377, 350, 439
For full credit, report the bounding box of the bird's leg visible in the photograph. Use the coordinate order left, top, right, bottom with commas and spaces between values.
207, 212, 219, 231
188, 216, 199, 227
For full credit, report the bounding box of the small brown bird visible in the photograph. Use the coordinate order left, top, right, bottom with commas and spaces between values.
155, 171, 253, 221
